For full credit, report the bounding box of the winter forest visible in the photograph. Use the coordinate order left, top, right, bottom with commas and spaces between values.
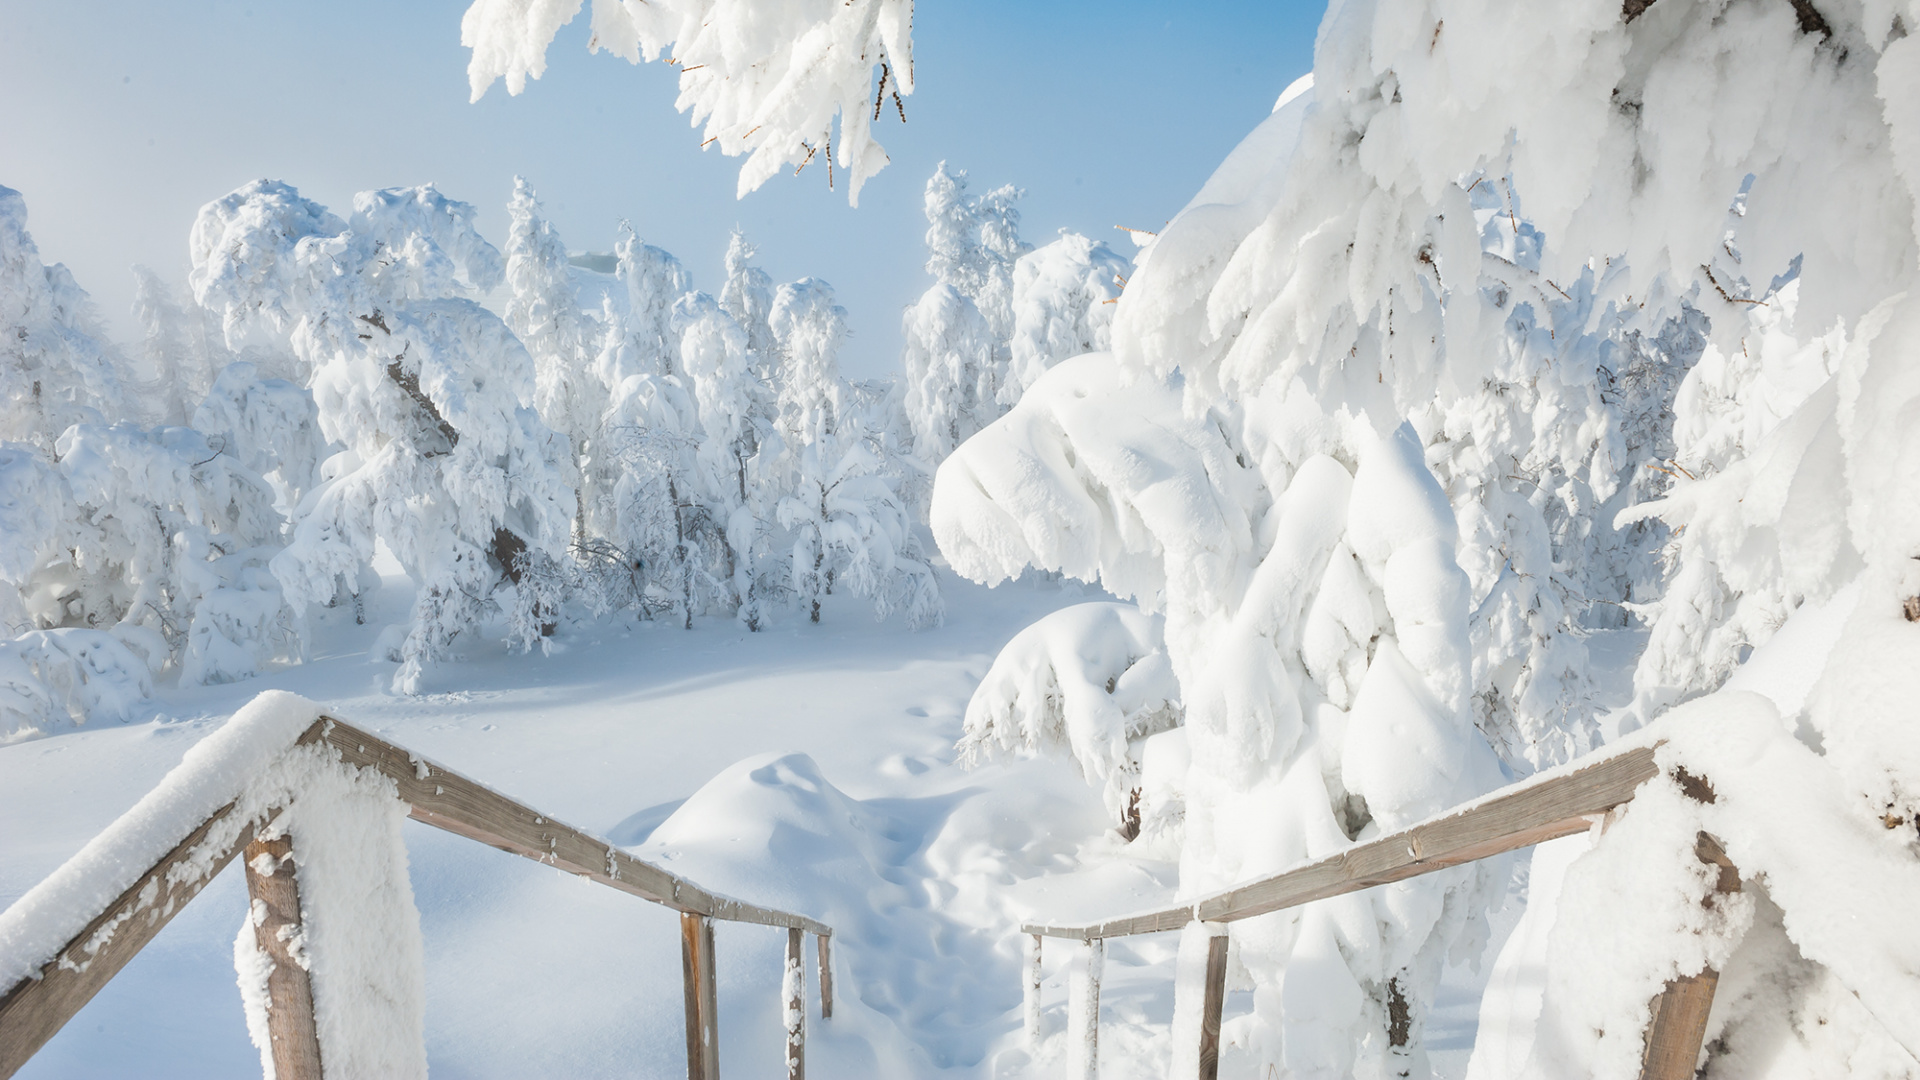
3, 0, 1919, 1077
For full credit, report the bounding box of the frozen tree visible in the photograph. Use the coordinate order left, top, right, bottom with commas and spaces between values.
600, 366, 703, 623
959, 601, 1180, 824
899, 285, 995, 469
900, 163, 1032, 470
189, 179, 574, 693
921, 162, 1028, 344
505, 176, 603, 538
674, 290, 771, 628
1003, 231, 1130, 405
932, 0, 1920, 1069
0, 185, 124, 449
935, 350, 1507, 1075
605, 221, 691, 381
719, 230, 776, 365
129, 265, 224, 428
192, 360, 329, 512
460, 0, 914, 203
770, 277, 939, 626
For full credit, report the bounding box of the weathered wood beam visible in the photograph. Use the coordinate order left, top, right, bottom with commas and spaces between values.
1026, 743, 1660, 941
0, 722, 334, 1079
817, 934, 834, 1020
242, 833, 324, 1080
0, 802, 258, 1079
316, 718, 831, 935
1637, 833, 1741, 1078
785, 927, 805, 1080
682, 912, 720, 1080
1197, 932, 1229, 1080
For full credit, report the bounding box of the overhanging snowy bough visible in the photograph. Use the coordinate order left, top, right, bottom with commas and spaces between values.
1020, 728, 1908, 1080
0, 692, 830, 1080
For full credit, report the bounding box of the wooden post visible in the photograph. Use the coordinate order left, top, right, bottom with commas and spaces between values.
816, 933, 833, 1019
785, 927, 805, 1080
1067, 938, 1103, 1080
1023, 933, 1043, 1045
681, 912, 720, 1080
1638, 832, 1740, 1080
243, 833, 324, 1080
1197, 931, 1229, 1080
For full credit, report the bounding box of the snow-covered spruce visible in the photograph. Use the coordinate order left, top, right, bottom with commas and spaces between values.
460, 0, 914, 204
1001, 231, 1130, 408
189, 179, 574, 693
958, 601, 1178, 826
770, 277, 940, 627
899, 162, 1033, 476
0, 185, 124, 450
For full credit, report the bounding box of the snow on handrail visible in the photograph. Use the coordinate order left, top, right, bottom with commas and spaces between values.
0, 708, 830, 1080
314, 716, 833, 936
1023, 739, 1662, 941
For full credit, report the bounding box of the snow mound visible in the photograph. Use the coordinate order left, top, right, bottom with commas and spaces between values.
637, 752, 1024, 1070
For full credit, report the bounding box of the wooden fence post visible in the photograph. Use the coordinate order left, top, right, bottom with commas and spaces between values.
816, 933, 833, 1019
682, 912, 720, 1080
1197, 930, 1229, 1080
1023, 933, 1043, 1046
785, 927, 805, 1080
1638, 832, 1740, 1080
1067, 938, 1103, 1080
243, 833, 323, 1080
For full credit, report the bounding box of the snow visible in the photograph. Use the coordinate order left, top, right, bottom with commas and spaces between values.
0, 690, 321, 991
460, 0, 914, 204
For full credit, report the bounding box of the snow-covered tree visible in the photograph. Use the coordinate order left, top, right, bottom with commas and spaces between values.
505, 176, 604, 539
460, 0, 914, 203
899, 284, 995, 470
770, 277, 939, 626
130, 266, 210, 428
189, 179, 574, 693
959, 601, 1179, 824
605, 221, 691, 381
1003, 230, 1130, 405
1, 185, 124, 449
192, 360, 329, 513
719, 229, 776, 366
900, 163, 1032, 470
674, 290, 772, 629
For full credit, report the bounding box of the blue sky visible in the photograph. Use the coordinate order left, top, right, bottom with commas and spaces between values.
0, 0, 1325, 377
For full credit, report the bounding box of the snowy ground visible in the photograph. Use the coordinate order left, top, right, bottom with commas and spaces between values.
0, 563, 1572, 1079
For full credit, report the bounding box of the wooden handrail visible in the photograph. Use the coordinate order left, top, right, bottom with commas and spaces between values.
1023, 741, 1660, 940
1017, 738, 1741, 1080
1, 713, 832, 1080
317, 717, 832, 936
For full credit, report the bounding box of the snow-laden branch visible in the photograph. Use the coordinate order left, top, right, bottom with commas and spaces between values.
460, 0, 914, 205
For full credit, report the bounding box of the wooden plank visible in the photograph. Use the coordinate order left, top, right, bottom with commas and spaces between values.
1026, 742, 1660, 940
0, 800, 258, 1079
316, 719, 830, 935
1639, 969, 1719, 1079
1197, 932, 1228, 1080
242, 833, 323, 1080
1637, 833, 1739, 1079
682, 912, 720, 1080
817, 934, 833, 1020
1067, 938, 1103, 1080
1023, 934, 1043, 1046
785, 927, 805, 1080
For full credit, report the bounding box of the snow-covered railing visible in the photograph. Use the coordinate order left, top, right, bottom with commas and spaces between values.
1019, 740, 1740, 1080
0, 693, 830, 1080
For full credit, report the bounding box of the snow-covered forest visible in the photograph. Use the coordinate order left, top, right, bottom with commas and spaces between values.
4, 0, 1920, 1077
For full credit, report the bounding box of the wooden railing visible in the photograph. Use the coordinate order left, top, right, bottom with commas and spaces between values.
1021, 741, 1741, 1080
0, 715, 830, 1080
